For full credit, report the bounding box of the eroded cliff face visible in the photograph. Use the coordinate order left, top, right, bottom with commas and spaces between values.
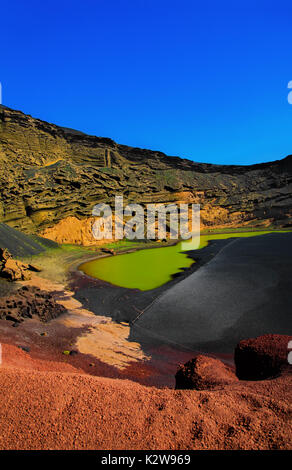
0, 105, 291, 243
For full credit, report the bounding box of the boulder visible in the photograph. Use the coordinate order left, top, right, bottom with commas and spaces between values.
175, 354, 238, 390
0, 247, 41, 281
1, 257, 32, 281
101, 248, 115, 255
27, 264, 42, 273
234, 334, 292, 380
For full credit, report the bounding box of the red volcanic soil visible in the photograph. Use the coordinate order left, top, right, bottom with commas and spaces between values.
0, 316, 203, 388
0, 343, 291, 450
0, 298, 233, 389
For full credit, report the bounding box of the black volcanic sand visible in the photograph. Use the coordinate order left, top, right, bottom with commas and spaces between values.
71, 233, 292, 356
131, 232, 292, 353
0, 223, 57, 257
70, 237, 234, 325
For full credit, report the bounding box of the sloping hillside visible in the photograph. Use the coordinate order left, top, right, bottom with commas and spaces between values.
0, 222, 57, 257
0, 105, 291, 236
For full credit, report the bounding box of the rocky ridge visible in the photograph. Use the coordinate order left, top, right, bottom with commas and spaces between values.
0, 105, 291, 240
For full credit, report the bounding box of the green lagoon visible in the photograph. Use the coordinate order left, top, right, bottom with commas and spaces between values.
79, 231, 284, 291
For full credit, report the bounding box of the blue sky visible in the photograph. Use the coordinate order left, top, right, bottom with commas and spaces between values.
1, 0, 292, 164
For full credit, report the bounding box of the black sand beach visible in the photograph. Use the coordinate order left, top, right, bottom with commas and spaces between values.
131, 232, 292, 352
71, 237, 234, 324
71, 232, 292, 355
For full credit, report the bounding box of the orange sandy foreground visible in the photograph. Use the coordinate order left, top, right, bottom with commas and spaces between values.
0, 343, 291, 450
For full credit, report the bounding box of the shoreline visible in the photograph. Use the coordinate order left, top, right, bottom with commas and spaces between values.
1, 230, 291, 389
71, 237, 235, 325
75, 228, 291, 291
0, 235, 238, 388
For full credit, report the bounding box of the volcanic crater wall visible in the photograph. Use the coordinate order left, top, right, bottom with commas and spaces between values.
0, 105, 291, 236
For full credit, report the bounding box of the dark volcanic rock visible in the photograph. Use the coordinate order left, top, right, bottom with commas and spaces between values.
234, 334, 292, 380
0, 105, 291, 234
101, 247, 115, 255
0, 286, 66, 323
175, 354, 238, 390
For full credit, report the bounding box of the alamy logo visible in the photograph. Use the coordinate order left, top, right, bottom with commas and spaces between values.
91, 195, 200, 248
288, 81, 292, 104
288, 340, 292, 365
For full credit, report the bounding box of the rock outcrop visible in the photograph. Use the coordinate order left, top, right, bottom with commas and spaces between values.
176, 335, 292, 389
0, 105, 291, 241
0, 285, 66, 323
175, 354, 238, 390
234, 334, 292, 380
0, 247, 41, 281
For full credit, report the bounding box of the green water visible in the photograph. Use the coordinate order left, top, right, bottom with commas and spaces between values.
79, 231, 283, 291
